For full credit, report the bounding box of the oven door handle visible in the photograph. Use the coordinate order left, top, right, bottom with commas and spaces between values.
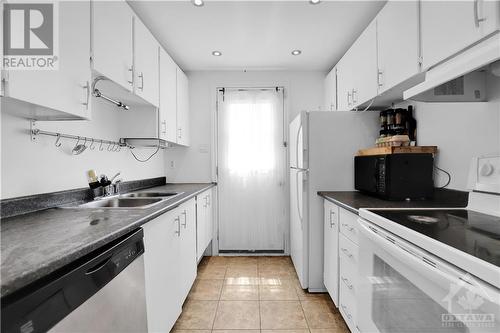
357, 219, 494, 294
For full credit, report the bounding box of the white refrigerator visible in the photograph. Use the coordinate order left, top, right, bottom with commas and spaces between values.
289, 111, 378, 292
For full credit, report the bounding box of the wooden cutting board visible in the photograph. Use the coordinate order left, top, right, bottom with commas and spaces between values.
357, 146, 438, 156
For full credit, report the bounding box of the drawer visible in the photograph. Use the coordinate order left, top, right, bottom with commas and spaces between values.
339, 276, 357, 332
339, 208, 359, 244
339, 233, 358, 266
339, 256, 357, 296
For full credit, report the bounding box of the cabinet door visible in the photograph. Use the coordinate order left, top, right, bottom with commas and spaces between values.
92, 0, 133, 92
196, 194, 207, 261
336, 56, 353, 111
350, 21, 378, 108
323, 200, 339, 305
204, 189, 213, 250
377, 0, 420, 93
143, 210, 182, 333
176, 67, 190, 146
421, 0, 499, 70
159, 48, 178, 143
324, 68, 337, 111
133, 17, 159, 107
179, 199, 197, 301
6, 1, 91, 120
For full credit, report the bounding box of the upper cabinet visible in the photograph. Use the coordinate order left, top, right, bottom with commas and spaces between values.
336, 21, 378, 110
159, 48, 178, 143
2, 1, 92, 120
421, 0, 500, 70
92, 0, 159, 107
324, 67, 337, 111
92, 0, 134, 92
376, 0, 420, 94
133, 17, 159, 107
176, 68, 190, 146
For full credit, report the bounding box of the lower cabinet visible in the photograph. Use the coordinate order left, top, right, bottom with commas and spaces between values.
196, 188, 214, 261
143, 198, 197, 333
323, 199, 360, 333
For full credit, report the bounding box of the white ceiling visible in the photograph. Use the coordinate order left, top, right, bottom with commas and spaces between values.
128, 0, 386, 72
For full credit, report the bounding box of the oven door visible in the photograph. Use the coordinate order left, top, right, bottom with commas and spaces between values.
357, 218, 500, 333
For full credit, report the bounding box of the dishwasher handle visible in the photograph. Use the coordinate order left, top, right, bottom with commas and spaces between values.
1, 228, 145, 333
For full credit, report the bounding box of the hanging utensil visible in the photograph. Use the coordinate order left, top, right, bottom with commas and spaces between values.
72, 137, 87, 155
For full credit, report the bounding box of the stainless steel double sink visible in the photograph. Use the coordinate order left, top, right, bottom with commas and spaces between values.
75, 192, 182, 209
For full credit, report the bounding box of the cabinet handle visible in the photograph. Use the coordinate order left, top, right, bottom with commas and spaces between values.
127, 66, 134, 86
161, 120, 167, 134
352, 89, 357, 104
347, 91, 351, 106
474, 0, 486, 27
341, 304, 352, 320
138, 72, 144, 90
206, 195, 210, 206
175, 216, 181, 236
203, 196, 208, 208
329, 210, 336, 227
341, 276, 354, 290
178, 128, 182, 139
377, 70, 384, 87
181, 210, 187, 228
342, 223, 355, 232
82, 81, 90, 109
341, 247, 353, 258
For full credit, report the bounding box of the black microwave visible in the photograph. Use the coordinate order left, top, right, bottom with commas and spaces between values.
354, 153, 434, 200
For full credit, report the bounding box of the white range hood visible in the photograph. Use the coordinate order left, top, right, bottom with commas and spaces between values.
404, 32, 500, 101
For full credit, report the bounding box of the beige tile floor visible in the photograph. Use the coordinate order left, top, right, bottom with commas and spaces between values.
172, 256, 350, 333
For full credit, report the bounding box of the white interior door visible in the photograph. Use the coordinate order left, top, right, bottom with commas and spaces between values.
217, 88, 286, 252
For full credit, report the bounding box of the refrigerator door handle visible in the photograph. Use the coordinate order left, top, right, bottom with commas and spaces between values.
295, 124, 303, 169
295, 168, 308, 229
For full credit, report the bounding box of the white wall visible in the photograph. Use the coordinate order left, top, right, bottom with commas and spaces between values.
165, 70, 324, 182
1, 98, 166, 199
398, 73, 500, 191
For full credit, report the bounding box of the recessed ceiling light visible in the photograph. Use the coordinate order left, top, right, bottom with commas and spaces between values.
291, 50, 302, 56
192, 0, 204, 7
212, 51, 222, 56
309, 0, 321, 4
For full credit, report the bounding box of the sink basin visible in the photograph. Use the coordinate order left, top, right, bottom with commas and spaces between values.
77, 198, 164, 209
121, 192, 181, 198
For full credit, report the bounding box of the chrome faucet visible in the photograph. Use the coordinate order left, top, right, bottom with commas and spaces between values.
96, 171, 122, 199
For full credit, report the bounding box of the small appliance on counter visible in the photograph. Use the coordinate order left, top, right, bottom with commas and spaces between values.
355, 150, 436, 200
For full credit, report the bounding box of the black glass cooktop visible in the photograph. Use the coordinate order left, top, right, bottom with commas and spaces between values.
371, 209, 500, 267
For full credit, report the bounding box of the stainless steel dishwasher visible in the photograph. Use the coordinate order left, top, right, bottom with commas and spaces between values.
2, 229, 148, 333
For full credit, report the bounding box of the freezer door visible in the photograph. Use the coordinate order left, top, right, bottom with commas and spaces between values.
289, 112, 307, 169
290, 168, 308, 289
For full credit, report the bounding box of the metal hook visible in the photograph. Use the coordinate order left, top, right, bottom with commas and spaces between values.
82, 137, 87, 148
116, 145, 121, 152
99, 140, 104, 151
74, 136, 81, 148
107, 142, 114, 151
54, 133, 62, 147
90, 138, 95, 150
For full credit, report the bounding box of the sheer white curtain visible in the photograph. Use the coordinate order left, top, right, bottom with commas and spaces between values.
218, 88, 286, 252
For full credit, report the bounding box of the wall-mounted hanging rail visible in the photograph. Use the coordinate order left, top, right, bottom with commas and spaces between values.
30, 120, 129, 154
92, 76, 130, 110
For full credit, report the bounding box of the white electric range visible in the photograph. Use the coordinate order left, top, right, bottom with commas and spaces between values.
357, 155, 500, 333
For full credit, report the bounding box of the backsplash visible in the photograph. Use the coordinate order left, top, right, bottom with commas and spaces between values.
1, 98, 166, 199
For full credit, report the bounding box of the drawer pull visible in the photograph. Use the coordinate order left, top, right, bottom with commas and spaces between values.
342, 223, 355, 232
329, 210, 336, 227
342, 276, 354, 290
341, 247, 353, 258
341, 304, 352, 320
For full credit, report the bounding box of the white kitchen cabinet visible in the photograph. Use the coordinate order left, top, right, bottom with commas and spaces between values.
178, 198, 197, 302
3, 1, 91, 120
196, 188, 214, 261
324, 67, 337, 111
421, 0, 500, 70
143, 209, 182, 333
336, 55, 354, 111
176, 68, 190, 146
133, 17, 159, 107
376, 0, 420, 94
159, 48, 178, 142
323, 200, 339, 306
92, 0, 134, 92
349, 21, 378, 109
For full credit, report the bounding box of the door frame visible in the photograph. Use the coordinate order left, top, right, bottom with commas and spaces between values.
212, 85, 289, 255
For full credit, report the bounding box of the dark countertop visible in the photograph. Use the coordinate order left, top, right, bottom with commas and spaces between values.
318, 189, 469, 214
1, 183, 215, 298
